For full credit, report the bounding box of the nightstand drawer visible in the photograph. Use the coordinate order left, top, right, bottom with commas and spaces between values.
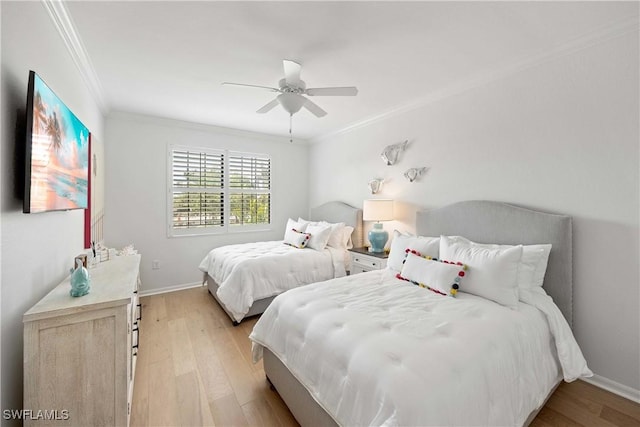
348, 248, 389, 275
351, 254, 385, 270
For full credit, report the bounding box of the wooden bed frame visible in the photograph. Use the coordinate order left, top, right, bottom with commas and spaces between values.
263, 200, 573, 426
207, 201, 363, 325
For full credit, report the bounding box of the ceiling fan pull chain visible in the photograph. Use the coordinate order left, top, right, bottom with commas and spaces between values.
289, 114, 293, 143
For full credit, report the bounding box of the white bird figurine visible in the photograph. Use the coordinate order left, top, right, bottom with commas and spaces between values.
380, 140, 408, 166
403, 167, 427, 182
368, 178, 384, 194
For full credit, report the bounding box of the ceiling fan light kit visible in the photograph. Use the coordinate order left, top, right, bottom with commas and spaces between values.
223, 59, 358, 141
277, 93, 306, 115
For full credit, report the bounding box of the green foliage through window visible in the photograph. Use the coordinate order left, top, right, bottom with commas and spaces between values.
170, 147, 270, 233
229, 193, 271, 226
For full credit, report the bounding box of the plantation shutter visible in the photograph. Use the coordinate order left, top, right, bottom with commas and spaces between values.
228, 153, 271, 226
171, 148, 224, 230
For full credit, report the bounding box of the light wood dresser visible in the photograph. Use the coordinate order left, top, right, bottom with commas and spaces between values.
23, 254, 141, 426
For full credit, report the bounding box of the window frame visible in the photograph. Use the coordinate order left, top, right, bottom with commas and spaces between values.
167, 144, 272, 237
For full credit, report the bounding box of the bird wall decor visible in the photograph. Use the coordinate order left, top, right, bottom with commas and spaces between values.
403, 167, 428, 182
380, 140, 408, 166
368, 178, 385, 194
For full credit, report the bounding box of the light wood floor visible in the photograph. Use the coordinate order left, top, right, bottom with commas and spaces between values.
131, 286, 640, 427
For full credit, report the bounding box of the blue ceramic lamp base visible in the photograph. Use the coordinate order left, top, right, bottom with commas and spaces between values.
368, 223, 388, 253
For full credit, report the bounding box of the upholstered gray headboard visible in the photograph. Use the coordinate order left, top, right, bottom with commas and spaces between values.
310, 201, 364, 248
416, 200, 573, 327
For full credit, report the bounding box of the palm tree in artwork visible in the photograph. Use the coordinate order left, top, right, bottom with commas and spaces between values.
46, 111, 62, 151
33, 92, 46, 130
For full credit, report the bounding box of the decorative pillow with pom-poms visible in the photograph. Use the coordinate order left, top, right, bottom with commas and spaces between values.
396, 249, 467, 297
284, 229, 311, 249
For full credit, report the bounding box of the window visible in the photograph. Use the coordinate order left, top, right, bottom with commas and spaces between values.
228, 153, 271, 226
169, 146, 271, 236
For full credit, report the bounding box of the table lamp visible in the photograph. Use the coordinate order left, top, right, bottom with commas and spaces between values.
363, 199, 394, 253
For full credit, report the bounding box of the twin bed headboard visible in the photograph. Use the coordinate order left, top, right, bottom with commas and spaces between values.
310, 201, 364, 249
416, 200, 573, 327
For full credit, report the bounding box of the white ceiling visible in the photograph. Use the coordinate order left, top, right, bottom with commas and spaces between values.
64, 1, 636, 141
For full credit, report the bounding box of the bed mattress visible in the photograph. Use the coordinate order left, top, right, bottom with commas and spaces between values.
199, 240, 347, 322
250, 269, 592, 426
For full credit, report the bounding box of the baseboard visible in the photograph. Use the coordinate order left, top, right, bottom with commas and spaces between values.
139, 281, 203, 297
582, 374, 640, 403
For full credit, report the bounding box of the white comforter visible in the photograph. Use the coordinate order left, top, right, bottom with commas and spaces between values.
250, 269, 592, 427
199, 240, 347, 322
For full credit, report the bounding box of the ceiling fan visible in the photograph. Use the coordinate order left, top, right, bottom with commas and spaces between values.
222, 59, 358, 140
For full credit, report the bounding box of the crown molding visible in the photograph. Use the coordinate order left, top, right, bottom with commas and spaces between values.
42, 0, 108, 114
311, 16, 639, 144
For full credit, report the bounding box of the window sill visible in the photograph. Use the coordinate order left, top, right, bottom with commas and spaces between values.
168, 226, 272, 238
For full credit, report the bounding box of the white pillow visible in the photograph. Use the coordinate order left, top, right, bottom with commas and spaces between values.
398, 252, 466, 297
284, 218, 308, 241
388, 230, 439, 272
283, 229, 311, 249
299, 218, 354, 250
297, 217, 320, 227
444, 236, 551, 292
306, 223, 333, 251
528, 245, 552, 289
325, 222, 347, 249
342, 226, 355, 249
440, 235, 522, 309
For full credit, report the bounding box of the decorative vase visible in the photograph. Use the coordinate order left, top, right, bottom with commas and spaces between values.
70, 259, 91, 297
368, 223, 388, 253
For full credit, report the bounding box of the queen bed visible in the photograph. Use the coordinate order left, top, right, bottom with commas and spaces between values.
249, 200, 593, 426
199, 201, 363, 324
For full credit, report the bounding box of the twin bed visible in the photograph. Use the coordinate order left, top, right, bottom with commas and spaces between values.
246, 200, 592, 426
199, 201, 363, 324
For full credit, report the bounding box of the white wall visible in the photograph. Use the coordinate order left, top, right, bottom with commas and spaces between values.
309, 32, 639, 394
104, 113, 309, 293
0, 1, 4, 410
0, 1, 105, 418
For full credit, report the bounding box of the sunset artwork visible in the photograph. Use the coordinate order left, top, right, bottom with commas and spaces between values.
27, 73, 89, 213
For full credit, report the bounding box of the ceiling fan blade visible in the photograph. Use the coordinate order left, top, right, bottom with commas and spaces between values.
256, 98, 280, 114
303, 98, 327, 118
305, 87, 358, 96
283, 59, 302, 86
222, 82, 280, 92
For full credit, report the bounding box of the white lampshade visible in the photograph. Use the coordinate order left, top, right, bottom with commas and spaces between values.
363, 199, 394, 222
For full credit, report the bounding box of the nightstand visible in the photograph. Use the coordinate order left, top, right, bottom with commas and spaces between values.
349, 247, 388, 274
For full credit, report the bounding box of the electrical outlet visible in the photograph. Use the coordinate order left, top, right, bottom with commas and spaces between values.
152, 260, 160, 270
